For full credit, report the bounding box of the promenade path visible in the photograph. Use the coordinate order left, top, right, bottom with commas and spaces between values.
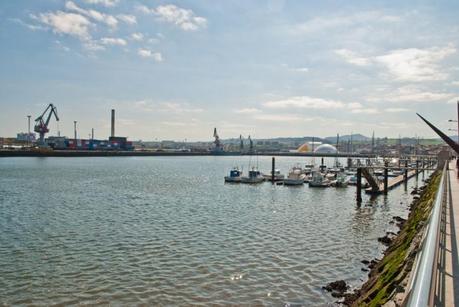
438, 161, 459, 306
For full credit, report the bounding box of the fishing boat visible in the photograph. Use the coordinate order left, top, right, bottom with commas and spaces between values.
283, 168, 304, 186
309, 171, 331, 187
241, 168, 264, 184
303, 164, 314, 175
262, 169, 285, 181
224, 167, 243, 183
331, 172, 348, 187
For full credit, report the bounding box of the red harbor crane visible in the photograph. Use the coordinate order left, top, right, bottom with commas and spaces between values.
34, 103, 59, 145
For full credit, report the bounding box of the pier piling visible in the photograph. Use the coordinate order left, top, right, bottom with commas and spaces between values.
404, 160, 408, 182
271, 157, 275, 184
356, 168, 362, 203
384, 161, 388, 194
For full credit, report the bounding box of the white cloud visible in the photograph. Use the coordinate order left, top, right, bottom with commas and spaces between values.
347, 102, 363, 109
386, 108, 410, 112
138, 49, 163, 62
234, 108, 261, 114
35, 11, 92, 40
294, 11, 400, 34
351, 108, 379, 114
65, 1, 118, 29
159, 102, 202, 113
100, 37, 127, 46
291, 67, 309, 72
451, 81, 459, 86
84, 0, 119, 7
136, 5, 151, 14
254, 114, 302, 121
10, 17, 46, 31
262, 96, 346, 109
375, 45, 456, 81
335, 49, 370, 66
131, 33, 144, 41
117, 14, 137, 25
139, 4, 207, 31
83, 39, 105, 51
162, 121, 198, 127
367, 86, 455, 103
335, 45, 456, 82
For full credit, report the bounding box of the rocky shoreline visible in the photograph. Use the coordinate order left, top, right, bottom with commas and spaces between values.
323, 171, 441, 306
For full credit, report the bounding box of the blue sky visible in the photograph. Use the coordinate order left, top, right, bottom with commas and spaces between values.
1, 0, 459, 141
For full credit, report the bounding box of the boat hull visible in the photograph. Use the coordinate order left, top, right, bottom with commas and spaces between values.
241, 177, 264, 184
283, 179, 304, 186
224, 176, 241, 183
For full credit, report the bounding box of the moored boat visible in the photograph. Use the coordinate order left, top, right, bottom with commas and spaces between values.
331, 172, 349, 187
241, 168, 264, 184
283, 168, 304, 186
224, 167, 243, 183
309, 171, 331, 187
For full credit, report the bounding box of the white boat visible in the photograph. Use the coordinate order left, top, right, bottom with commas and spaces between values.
262, 169, 285, 181
224, 167, 242, 183
283, 168, 304, 186
303, 164, 314, 175
241, 168, 264, 184
331, 172, 348, 188
309, 171, 331, 187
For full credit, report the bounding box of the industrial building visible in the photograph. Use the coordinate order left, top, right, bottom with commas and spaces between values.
23, 104, 133, 151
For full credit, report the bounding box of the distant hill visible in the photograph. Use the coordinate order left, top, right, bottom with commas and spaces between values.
324, 134, 370, 144
223, 136, 327, 144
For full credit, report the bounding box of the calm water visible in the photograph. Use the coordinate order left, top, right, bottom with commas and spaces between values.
0, 156, 427, 306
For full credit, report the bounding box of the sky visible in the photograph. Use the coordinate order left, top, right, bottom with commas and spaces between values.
1, 0, 459, 141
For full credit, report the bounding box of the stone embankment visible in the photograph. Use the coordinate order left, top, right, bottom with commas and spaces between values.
324, 171, 441, 306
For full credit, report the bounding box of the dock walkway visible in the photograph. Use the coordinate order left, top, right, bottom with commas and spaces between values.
364, 169, 418, 194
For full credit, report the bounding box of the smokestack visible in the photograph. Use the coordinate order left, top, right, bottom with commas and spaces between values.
74, 121, 77, 141
111, 109, 115, 137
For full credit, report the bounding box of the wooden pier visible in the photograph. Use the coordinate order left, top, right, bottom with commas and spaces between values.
365, 170, 418, 194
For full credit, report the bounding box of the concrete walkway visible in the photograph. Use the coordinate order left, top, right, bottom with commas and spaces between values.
440, 161, 459, 306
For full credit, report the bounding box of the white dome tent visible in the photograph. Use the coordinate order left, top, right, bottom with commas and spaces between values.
314, 144, 338, 154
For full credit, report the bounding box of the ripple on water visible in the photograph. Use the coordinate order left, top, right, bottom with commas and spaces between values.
0, 156, 426, 305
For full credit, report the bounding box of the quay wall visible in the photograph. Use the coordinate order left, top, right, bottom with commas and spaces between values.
346, 170, 441, 306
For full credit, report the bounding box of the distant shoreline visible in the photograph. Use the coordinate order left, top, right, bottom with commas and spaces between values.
0, 150, 375, 158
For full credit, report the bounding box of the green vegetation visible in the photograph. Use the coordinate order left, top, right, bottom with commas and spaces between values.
351, 171, 441, 306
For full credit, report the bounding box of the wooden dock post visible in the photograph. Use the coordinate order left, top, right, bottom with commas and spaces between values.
271, 157, 275, 184
404, 160, 408, 182
356, 167, 362, 203
384, 161, 388, 194
416, 160, 419, 175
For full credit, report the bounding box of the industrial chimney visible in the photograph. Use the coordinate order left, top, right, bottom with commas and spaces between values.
111, 109, 115, 137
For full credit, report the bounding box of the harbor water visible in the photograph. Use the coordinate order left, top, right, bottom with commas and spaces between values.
0, 156, 427, 305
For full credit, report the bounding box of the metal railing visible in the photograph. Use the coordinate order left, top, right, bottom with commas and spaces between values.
405, 162, 448, 306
